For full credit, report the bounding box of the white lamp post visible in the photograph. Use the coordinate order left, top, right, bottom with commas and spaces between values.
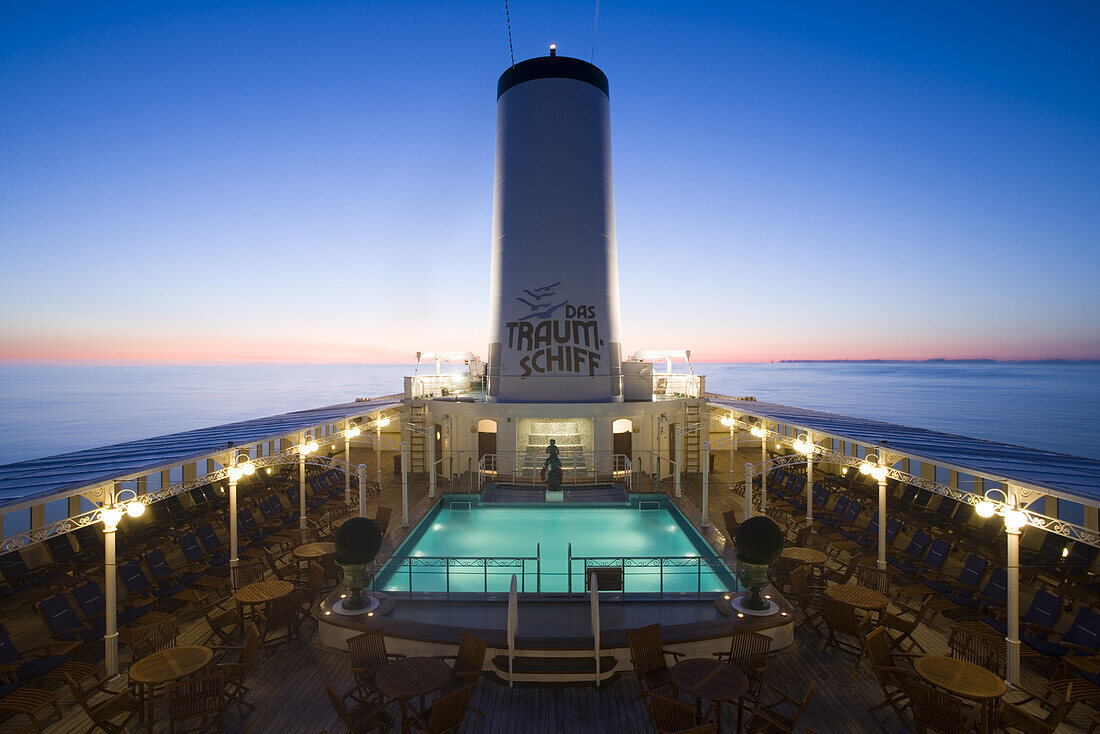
976, 486, 1026, 686
701, 440, 710, 528
100, 483, 146, 678
298, 433, 319, 530
226, 449, 255, 567
792, 432, 815, 526
749, 424, 766, 515
344, 422, 362, 507
859, 452, 889, 569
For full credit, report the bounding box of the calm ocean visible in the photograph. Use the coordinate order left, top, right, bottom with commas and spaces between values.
0, 362, 1098, 467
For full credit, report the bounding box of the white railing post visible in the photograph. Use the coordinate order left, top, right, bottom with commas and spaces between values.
1006, 486, 1022, 686
877, 465, 888, 570
591, 572, 601, 686
345, 423, 352, 507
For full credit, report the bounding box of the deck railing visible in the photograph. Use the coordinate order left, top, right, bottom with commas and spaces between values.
372, 543, 736, 600
566, 543, 734, 600
373, 545, 541, 597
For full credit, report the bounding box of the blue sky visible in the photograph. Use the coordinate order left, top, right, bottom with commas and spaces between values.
2, 0, 1098, 362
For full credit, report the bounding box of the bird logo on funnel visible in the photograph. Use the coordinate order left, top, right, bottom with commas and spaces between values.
515, 281, 566, 320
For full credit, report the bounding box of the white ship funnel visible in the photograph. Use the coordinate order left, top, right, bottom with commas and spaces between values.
487, 52, 623, 403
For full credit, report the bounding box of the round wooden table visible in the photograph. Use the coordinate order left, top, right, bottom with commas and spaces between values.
781, 547, 828, 566
128, 645, 213, 732
670, 657, 750, 732
825, 583, 889, 611
914, 655, 1006, 734
234, 579, 294, 605
293, 542, 336, 560
375, 657, 452, 733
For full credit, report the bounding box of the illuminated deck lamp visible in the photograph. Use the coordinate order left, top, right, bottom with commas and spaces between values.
792, 433, 815, 456
100, 485, 145, 678
749, 424, 766, 439
296, 435, 318, 529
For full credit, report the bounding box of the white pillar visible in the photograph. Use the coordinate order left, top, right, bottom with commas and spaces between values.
877, 469, 888, 570
299, 433, 307, 530
806, 442, 814, 527
358, 464, 367, 519
701, 441, 710, 528
103, 518, 119, 677
375, 420, 383, 485
760, 430, 768, 512
344, 422, 352, 507
728, 426, 736, 492
674, 425, 682, 498
744, 463, 754, 519
1006, 503, 1021, 685
428, 424, 437, 498
228, 464, 239, 568
400, 441, 409, 528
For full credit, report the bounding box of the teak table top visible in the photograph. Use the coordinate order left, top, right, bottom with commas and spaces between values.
293, 542, 336, 560
129, 645, 212, 686
914, 656, 1007, 700
375, 657, 452, 700
234, 579, 294, 605
825, 583, 889, 611
670, 658, 749, 703
781, 547, 829, 565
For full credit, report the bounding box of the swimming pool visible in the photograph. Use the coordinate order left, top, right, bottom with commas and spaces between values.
373, 494, 738, 596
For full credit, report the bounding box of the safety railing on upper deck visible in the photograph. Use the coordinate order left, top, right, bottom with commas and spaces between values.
652, 373, 703, 399
477, 452, 632, 491
407, 373, 486, 400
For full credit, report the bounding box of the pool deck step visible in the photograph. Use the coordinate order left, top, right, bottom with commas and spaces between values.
480, 486, 629, 504
490, 654, 620, 683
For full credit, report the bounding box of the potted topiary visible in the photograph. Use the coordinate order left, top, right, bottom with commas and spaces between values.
733, 516, 784, 612
334, 517, 383, 611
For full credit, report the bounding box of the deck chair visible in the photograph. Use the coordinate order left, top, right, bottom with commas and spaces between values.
256, 594, 302, 649
0, 621, 94, 686
374, 506, 393, 536
324, 680, 393, 733
72, 579, 156, 627
197, 594, 241, 646
644, 691, 713, 733
214, 624, 260, 711
178, 532, 227, 570
863, 627, 914, 723
63, 673, 139, 734
628, 624, 684, 700
904, 679, 982, 734
855, 565, 893, 596
37, 592, 106, 646
146, 549, 206, 587
945, 567, 1007, 618
230, 561, 265, 591
982, 587, 1063, 639
948, 624, 1001, 675
745, 681, 814, 733
347, 627, 405, 702
714, 631, 771, 730
0, 681, 62, 733
722, 509, 739, 540
788, 567, 823, 635
409, 683, 476, 733
434, 632, 486, 712
165, 671, 226, 734
921, 553, 989, 597
821, 595, 873, 656
1023, 606, 1100, 662
117, 560, 189, 607
999, 683, 1074, 733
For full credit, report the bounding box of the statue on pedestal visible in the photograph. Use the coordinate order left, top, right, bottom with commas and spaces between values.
543, 439, 563, 492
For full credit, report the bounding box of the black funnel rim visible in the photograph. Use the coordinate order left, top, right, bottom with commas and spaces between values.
498, 55, 609, 100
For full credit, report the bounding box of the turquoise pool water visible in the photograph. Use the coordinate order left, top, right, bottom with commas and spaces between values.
374, 495, 737, 595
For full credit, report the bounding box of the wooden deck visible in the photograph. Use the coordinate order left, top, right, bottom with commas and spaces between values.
1, 458, 1093, 732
